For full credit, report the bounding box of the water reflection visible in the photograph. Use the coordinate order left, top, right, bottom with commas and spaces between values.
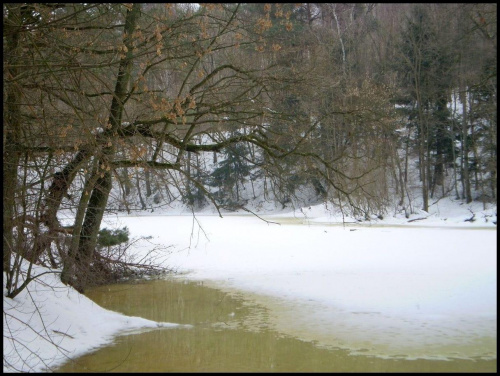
56, 278, 496, 372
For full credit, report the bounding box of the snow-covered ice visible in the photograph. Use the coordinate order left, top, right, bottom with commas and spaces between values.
3, 198, 497, 371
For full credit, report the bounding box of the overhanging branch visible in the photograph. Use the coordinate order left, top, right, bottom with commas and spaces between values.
111, 160, 180, 169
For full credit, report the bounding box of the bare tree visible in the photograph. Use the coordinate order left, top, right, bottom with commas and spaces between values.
4, 3, 363, 292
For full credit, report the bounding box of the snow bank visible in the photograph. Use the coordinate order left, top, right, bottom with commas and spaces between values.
3, 260, 187, 373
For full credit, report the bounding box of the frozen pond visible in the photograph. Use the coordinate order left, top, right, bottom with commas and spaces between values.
91, 214, 496, 363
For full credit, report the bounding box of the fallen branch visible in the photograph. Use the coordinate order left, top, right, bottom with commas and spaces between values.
407, 217, 427, 223
464, 209, 476, 222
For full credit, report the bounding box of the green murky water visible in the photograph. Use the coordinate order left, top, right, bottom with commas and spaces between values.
55, 278, 496, 372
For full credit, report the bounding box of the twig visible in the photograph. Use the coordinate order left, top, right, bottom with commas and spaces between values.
52, 330, 75, 339
239, 206, 281, 225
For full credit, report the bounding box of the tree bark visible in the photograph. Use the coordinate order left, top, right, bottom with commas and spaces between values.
459, 84, 472, 203
73, 170, 113, 291
136, 171, 147, 210
33, 148, 92, 263
3, 5, 23, 277
72, 3, 142, 290
61, 157, 99, 285
145, 169, 152, 197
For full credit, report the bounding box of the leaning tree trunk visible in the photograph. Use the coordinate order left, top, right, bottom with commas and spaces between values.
70, 3, 141, 291
61, 157, 99, 285
33, 148, 92, 263
73, 170, 113, 291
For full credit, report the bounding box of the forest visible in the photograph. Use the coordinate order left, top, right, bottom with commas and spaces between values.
3, 3, 497, 295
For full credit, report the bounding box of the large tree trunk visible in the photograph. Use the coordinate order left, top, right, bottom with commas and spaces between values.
61, 157, 99, 285
3, 5, 23, 277
73, 171, 113, 291
69, 3, 141, 291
